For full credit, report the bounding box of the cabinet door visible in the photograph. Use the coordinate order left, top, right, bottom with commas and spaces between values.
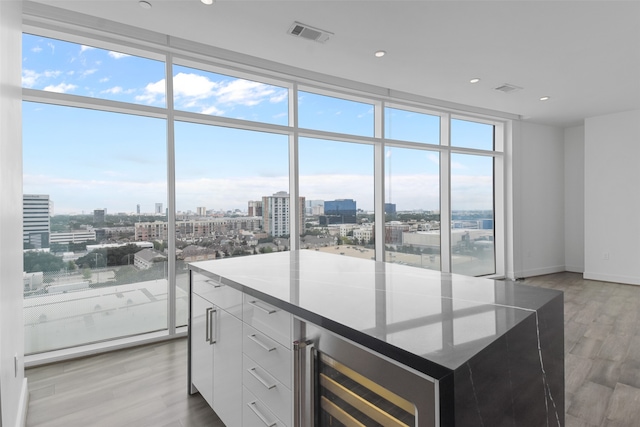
191, 293, 214, 406
212, 307, 243, 427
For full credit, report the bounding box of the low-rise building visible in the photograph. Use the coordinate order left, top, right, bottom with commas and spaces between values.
133, 249, 167, 270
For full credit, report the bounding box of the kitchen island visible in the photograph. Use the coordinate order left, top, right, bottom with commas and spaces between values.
188, 250, 564, 426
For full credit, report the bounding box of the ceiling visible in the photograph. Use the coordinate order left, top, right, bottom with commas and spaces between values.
29, 0, 640, 127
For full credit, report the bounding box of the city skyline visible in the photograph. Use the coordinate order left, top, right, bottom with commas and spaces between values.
22, 33, 495, 215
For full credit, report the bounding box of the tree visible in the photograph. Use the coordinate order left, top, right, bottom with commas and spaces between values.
23, 251, 65, 273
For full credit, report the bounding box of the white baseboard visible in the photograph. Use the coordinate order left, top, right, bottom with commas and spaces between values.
16, 378, 28, 427
583, 271, 640, 286
517, 265, 566, 278
564, 265, 584, 273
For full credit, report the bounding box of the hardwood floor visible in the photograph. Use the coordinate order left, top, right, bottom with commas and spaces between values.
25, 272, 640, 427
25, 338, 221, 427
524, 272, 640, 427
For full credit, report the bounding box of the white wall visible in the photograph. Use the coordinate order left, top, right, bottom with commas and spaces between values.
511, 121, 566, 278
584, 109, 640, 285
564, 125, 585, 273
0, 1, 27, 426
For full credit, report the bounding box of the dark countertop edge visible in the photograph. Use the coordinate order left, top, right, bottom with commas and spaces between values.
189, 263, 454, 379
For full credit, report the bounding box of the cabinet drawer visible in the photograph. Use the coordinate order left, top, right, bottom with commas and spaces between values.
192, 272, 242, 318
243, 324, 292, 388
243, 386, 288, 427
243, 294, 292, 349
243, 355, 291, 426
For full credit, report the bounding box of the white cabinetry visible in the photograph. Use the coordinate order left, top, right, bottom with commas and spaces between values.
190, 272, 294, 427
190, 272, 243, 427
191, 292, 214, 405
241, 294, 293, 427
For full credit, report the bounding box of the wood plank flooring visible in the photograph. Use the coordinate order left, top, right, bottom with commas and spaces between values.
25, 338, 222, 427
524, 272, 640, 427
25, 272, 640, 427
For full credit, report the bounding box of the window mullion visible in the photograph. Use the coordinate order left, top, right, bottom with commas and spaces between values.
289, 83, 300, 249
166, 54, 177, 334
374, 100, 385, 261
440, 114, 452, 273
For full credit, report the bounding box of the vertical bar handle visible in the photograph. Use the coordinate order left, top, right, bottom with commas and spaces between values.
209, 308, 217, 345
294, 340, 315, 427
205, 307, 213, 343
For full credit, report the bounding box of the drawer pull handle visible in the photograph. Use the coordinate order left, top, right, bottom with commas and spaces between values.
249, 367, 277, 390
205, 279, 223, 288
249, 300, 277, 315
247, 401, 277, 427
248, 334, 277, 352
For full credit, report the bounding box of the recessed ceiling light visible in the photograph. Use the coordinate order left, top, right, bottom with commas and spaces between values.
201, 0, 214, 5
374, 50, 386, 58
469, 78, 481, 84
540, 96, 551, 101
139, 1, 152, 9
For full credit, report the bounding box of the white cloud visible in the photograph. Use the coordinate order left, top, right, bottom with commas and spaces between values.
135, 79, 166, 105
81, 69, 98, 77
174, 73, 217, 99
176, 176, 289, 212
21, 70, 39, 88
427, 153, 439, 165
270, 91, 287, 103
24, 174, 167, 214
99, 77, 110, 83
31, 46, 43, 53
357, 107, 374, 119
451, 161, 468, 170
102, 86, 123, 94
108, 51, 131, 59
43, 83, 78, 94
80, 45, 95, 53
137, 73, 289, 112
47, 42, 55, 54
201, 105, 225, 115
21, 69, 63, 88
215, 79, 276, 107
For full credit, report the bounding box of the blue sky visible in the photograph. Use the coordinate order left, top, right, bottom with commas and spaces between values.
22, 33, 494, 215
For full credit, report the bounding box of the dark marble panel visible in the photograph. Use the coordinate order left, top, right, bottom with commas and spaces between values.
451, 293, 564, 426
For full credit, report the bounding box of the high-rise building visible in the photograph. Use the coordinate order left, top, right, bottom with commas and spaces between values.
155, 203, 163, 214
94, 209, 106, 225
385, 203, 397, 215
320, 199, 357, 225
197, 206, 207, 217
262, 191, 305, 237
136, 204, 141, 215
23, 194, 50, 248
305, 200, 324, 216
248, 200, 263, 217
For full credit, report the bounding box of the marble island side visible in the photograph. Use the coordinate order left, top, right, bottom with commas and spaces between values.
188, 250, 564, 426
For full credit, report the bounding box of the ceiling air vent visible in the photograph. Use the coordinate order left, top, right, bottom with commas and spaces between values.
288, 22, 333, 43
494, 83, 523, 94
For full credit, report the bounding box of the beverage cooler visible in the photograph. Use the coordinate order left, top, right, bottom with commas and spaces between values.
294, 321, 439, 427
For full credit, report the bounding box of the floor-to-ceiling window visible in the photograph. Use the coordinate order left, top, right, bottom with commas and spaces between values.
450, 118, 497, 276
384, 106, 442, 270
21, 24, 505, 356
22, 34, 169, 354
